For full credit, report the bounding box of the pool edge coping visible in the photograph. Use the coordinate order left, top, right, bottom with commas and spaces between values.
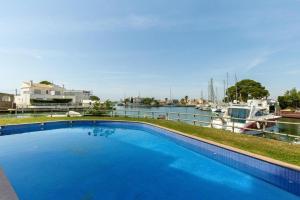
1, 119, 300, 172
0, 168, 19, 200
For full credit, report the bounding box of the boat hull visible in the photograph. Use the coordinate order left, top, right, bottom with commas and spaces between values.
212, 116, 281, 134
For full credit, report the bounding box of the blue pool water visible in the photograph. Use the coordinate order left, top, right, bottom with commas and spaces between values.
0, 122, 299, 200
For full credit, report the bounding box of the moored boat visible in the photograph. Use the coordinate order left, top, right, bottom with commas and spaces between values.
212, 100, 281, 134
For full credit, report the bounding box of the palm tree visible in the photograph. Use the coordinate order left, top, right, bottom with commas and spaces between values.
184, 96, 189, 104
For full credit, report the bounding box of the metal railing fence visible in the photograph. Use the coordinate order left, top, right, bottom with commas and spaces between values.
0, 108, 299, 142
108, 109, 300, 141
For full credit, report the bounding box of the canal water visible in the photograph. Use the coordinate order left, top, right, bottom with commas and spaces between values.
115, 106, 214, 127
115, 106, 300, 137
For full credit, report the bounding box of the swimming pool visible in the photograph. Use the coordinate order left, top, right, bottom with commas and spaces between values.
0, 121, 299, 200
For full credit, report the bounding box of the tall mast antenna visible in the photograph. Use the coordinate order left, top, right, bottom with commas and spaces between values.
235, 74, 238, 102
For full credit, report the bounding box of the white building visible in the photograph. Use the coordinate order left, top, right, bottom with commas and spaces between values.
187, 98, 206, 106
82, 100, 103, 108
132, 97, 143, 104
15, 81, 91, 108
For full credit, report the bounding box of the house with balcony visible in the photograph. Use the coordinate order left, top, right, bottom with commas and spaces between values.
14, 81, 91, 108
0, 93, 15, 111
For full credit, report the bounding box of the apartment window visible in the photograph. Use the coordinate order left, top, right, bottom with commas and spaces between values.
34, 89, 41, 94
55, 91, 61, 95
46, 90, 49, 94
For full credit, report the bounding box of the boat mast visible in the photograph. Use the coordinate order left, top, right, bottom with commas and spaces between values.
208, 81, 210, 103
210, 78, 215, 104
169, 87, 172, 104
226, 72, 230, 103
223, 80, 226, 103
215, 87, 218, 105
235, 73, 238, 102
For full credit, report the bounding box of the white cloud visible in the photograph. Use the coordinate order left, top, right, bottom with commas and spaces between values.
245, 49, 280, 71
246, 56, 266, 71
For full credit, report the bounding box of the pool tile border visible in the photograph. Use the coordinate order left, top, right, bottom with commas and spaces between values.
140, 122, 300, 196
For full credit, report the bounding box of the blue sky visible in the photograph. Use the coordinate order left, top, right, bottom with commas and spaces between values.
0, 0, 300, 100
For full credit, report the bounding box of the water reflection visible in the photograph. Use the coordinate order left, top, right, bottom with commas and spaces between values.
87, 127, 116, 138
274, 118, 300, 136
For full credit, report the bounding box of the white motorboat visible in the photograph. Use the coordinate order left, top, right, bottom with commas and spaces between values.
48, 111, 82, 118
211, 106, 226, 113
197, 105, 211, 111
196, 104, 211, 111
212, 100, 281, 134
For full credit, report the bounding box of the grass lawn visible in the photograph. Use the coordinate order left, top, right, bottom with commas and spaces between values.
1, 116, 300, 166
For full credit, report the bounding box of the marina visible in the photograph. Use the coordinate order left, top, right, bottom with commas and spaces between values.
114, 106, 300, 139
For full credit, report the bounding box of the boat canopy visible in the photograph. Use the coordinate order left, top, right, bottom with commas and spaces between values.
228, 107, 250, 123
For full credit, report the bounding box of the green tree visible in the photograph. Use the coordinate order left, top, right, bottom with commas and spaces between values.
152, 100, 160, 106
86, 99, 113, 116
141, 98, 155, 105
278, 88, 300, 109
180, 98, 186, 105
103, 100, 113, 110
90, 95, 100, 101
124, 98, 130, 105
88, 101, 102, 115
39, 80, 52, 85
226, 79, 269, 102
184, 96, 189, 104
